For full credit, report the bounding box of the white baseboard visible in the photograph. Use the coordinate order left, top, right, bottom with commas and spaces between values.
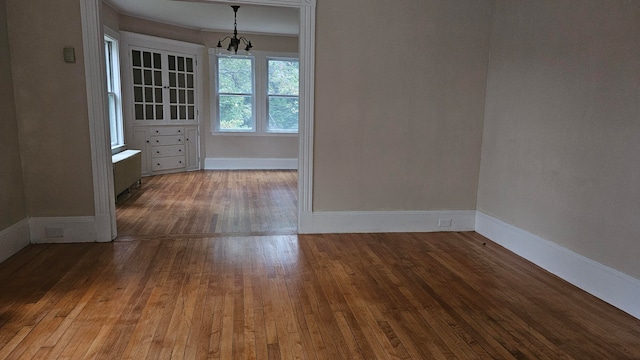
298, 210, 476, 234
204, 157, 297, 170
29, 216, 102, 244
0, 219, 31, 263
476, 211, 640, 320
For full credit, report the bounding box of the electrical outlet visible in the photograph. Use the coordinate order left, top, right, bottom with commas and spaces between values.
438, 218, 452, 227
45, 227, 64, 238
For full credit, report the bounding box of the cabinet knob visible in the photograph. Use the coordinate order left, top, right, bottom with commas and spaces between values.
157, 151, 160, 154
178, 130, 181, 133
146, 140, 149, 143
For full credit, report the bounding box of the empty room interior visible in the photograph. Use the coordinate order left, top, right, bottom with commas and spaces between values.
1, 0, 639, 358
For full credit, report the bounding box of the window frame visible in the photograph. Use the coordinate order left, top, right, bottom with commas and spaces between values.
266, 56, 300, 134
210, 50, 299, 136
214, 54, 256, 132
104, 28, 125, 153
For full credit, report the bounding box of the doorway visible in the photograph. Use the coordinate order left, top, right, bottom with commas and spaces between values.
80, 0, 315, 241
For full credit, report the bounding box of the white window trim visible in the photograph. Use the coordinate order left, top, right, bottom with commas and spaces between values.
214, 54, 256, 133
104, 27, 125, 154
210, 49, 299, 136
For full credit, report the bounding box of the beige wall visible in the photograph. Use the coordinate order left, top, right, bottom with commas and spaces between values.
118, 16, 299, 160
119, 14, 201, 44
477, 0, 640, 278
313, 0, 494, 211
102, 1, 119, 31
6, 0, 95, 217
202, 31, 298, 160
0, 0, 26, 230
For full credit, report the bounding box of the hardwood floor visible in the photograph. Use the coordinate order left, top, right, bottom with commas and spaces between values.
0, 232, 639, 359
1, 171, 639, 359
115, 170, 298, 237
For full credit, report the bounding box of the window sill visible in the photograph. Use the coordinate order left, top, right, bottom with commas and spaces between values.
211, 131, 298, 137
111, 145, 126, 155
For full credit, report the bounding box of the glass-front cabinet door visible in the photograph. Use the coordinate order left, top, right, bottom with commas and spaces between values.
130, 47, 197, 124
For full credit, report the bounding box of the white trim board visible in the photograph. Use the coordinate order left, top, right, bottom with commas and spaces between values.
81, 0, 117, 242
0, 219, 30, 263
205, 158, 297, 170
29, 217, 103, 244
475, 211, 640, 320
299, 210, 476, 234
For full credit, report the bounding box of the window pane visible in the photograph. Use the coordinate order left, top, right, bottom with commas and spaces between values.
268, 96, 298, 131
153, 53, 161, 69
268, 59, 299, 96
155, 88, 163, 102
144, 87, 153, 102
145, 105, 154, 120
132, 50, 141, 67
104, 41, 113, 92
187, 74, 193, 88
154, 71, 162, 86
108, 93, 118, 146
218, 57, 252, 94
219, 95, 253, 130
178, 57, 185, 71
134, 86, 143, 102
135, 104, 144, 120
143, 51, 152, 68
144, 70, 152, 85
133, 69, 142, 85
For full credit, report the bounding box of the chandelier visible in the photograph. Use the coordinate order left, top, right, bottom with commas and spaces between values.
216, 6, 253, 55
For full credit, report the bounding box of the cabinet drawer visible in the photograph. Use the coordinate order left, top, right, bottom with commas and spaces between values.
150, 135, 184, 146
152, 156, 186, 171
151, 144, 185, 158
150, 127, 185, 136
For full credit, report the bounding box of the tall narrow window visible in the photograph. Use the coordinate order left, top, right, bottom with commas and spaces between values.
104, 32, 124, 150
216, 56, 254, 131
267, 58, 299, 132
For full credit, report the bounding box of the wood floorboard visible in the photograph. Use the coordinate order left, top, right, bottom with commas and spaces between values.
115, 170, 297, 237
1, 171, 640, 358
1, 234, 640, 359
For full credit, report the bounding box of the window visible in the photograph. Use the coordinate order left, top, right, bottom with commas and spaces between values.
104, 30, 124, 151
217, 56, 254, 131
212, 51, 299, 134
268, 58, 299, 132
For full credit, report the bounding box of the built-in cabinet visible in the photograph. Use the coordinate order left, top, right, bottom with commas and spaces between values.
133, 126, 199, 175
121, 32, 204, 176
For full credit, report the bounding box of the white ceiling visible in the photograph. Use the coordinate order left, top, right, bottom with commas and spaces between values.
105, 0, 299, 36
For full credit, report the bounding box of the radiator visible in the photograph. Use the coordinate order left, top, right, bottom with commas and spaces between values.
112, 150, 142, 197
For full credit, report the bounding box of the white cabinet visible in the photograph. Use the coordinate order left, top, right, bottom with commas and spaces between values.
131, 125, 199, 176
185, 126, 199, 170
121, 32, 204, 177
